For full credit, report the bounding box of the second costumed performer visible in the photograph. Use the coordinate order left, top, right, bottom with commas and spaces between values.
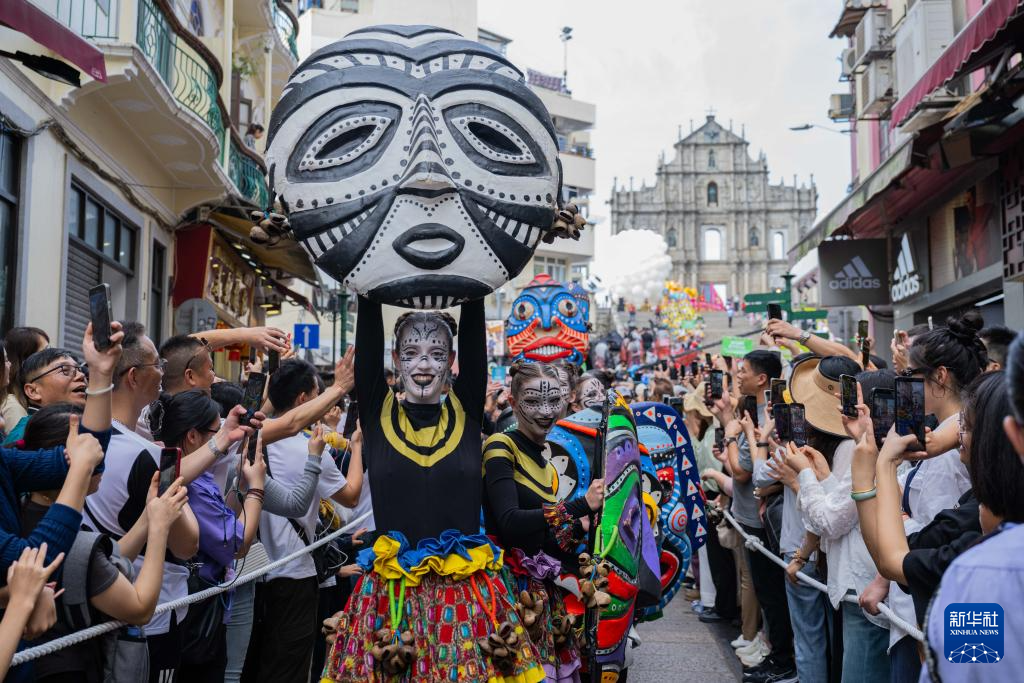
482, 362, 605, 683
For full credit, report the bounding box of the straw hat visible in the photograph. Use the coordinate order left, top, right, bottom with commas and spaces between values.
788, 355, 862, 437
683, 382, 714, 419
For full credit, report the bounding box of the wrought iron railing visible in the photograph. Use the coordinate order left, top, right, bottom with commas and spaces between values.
137, 0, 225, 149
273, 3, 299, 61
228, 136, 269, 208
50, 0, 119, 39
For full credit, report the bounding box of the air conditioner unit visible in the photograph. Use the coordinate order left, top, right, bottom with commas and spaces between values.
859, 58, 893, 117
854, 8, 893, 67
829, 93, 855, 121
893, 0, 955, 99
840, 47, 857, 80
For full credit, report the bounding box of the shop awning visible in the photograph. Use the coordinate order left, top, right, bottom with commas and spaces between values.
211, 212, 318, 284
793, 137, 916, 260
0, 0, 106, 82
892, 0, 1023, 127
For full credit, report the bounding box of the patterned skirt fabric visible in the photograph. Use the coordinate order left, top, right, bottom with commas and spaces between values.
321, 568, 545, 683
502, 551, 583, 683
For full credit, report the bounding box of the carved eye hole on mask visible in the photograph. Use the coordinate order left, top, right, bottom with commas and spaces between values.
451, 115, 536, 164
298, 115, 393, 172
515, 301, 535, 321
557, 299, 576, 318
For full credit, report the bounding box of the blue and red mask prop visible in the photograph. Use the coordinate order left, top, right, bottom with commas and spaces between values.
506, 274, 589, 365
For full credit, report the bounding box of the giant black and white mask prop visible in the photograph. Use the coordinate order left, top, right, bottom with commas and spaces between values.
266, 25, 562, 308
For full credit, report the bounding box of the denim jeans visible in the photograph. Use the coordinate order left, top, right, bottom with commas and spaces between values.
890, 635, 921, 683
741, 523, 793, 661
783, 553, 829, 683
224, 580, 256, 683
841, 598, 890, 682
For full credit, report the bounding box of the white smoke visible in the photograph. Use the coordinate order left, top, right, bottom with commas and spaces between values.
591, 229, 672, 306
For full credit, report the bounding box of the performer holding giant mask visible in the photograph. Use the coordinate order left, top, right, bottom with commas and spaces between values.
267, 24, 582, 683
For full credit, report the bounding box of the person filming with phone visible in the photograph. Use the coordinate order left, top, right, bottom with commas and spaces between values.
708, 349, 796, 680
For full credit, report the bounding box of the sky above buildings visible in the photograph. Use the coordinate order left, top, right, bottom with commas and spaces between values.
478, 0, 852, 235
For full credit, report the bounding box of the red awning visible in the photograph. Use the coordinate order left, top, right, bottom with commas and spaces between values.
891, 0, 1022, 127
0, 0, 106, 82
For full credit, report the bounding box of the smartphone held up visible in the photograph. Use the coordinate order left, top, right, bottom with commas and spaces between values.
895, 376, 926, 450
88, 283, 113, 351
158, 447, 181, 496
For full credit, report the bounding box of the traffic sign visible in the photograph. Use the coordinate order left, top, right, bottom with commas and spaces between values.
790, 309, 829, 321
720, 336, 755, 358
744, 292, 790, 305
294, 323, 320, 349
743, 303, 769, 314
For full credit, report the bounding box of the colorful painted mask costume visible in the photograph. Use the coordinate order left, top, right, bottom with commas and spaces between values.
631, 402, 708, 620
506, 274, 589, 365
545, 394, 661, 679
265, 25, 562, 308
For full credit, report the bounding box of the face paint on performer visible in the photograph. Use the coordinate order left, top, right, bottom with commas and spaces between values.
554, 366, 574, 418
394, 318, 453, 405
513, 376, 565, 445
577, 376, 605, 410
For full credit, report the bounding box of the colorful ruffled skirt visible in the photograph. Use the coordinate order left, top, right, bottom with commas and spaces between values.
320, 531, 545, 683
503, 549, 583, 683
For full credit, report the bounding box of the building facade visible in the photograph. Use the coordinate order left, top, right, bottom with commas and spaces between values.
0, 0, 311, 376
794, 0, 1024, 343
609, 115, 817, 300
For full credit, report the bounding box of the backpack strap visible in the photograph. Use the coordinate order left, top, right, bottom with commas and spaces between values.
61, 531, 112, 630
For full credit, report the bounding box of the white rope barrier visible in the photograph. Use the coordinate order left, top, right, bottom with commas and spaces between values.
12, 509, 374, 667
721, 508, 925, 642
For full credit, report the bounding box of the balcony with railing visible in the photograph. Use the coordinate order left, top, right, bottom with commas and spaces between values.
137, 0, 226, 150
273, 1, 299, 62
228, 133, 270, 209
47, 0, 120, 39
29, 0, 273, 212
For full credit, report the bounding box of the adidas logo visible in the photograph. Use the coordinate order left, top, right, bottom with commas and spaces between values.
891, 234, 921, 301
829, 255, 881, 290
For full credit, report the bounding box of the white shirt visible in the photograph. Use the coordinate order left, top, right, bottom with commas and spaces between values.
888, 421, 970, 649
797, 439, 888, 628
903, 435, 970, 524
260, 432, 345, 582
83, 421, 188, 635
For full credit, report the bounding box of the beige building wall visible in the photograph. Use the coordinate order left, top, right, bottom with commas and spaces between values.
1, 0, 299, 345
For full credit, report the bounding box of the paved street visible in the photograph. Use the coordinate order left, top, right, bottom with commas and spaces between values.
628, 600, 743, 682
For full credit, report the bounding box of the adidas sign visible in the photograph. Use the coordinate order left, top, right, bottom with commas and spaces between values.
829, 255, 882, 290
891, 234, 922, 302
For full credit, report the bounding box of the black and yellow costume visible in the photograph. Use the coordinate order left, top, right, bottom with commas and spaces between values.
482, 431, 591, 568
355, 296, 486, 542
483, 430, 591, 683
323, 298, 544, 683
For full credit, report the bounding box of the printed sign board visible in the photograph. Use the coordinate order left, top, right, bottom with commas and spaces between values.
818, 239, 888, 306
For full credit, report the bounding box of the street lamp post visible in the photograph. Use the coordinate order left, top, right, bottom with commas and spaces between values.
339, 290, 349, 355
560, 26, 573, 93
789, 123, 853, 135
